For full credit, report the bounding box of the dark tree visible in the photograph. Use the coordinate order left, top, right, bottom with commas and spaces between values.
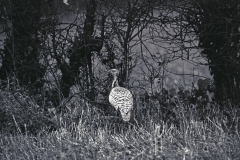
0, 0, 46, 93
185, 0, 240, 103
56, 0, 105, 100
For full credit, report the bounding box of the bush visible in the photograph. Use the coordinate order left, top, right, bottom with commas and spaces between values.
0, 90, 57, 135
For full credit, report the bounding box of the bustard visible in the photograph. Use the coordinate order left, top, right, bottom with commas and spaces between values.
109, 69, 133, 121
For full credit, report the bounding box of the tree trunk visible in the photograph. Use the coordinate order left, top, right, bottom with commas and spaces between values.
58, 0, 105, 100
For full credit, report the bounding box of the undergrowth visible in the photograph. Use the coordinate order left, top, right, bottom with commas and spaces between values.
0, 90, 240, 159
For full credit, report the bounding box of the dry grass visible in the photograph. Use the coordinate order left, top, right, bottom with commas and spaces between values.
0, 93, 240, 160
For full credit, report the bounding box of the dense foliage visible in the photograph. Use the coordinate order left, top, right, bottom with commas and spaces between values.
185, 0, 240, 103
0, 0, 46, 94
0, 0, 239, 140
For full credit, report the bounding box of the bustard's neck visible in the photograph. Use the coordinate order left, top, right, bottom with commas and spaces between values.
112, 75, 119, 88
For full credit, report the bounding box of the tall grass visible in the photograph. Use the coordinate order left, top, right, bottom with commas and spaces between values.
0, 91, 240, 159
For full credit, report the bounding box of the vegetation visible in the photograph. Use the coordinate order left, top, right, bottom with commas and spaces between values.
0, 0, 240, 159
184, 0, 240, 103
0, 91, 239, 159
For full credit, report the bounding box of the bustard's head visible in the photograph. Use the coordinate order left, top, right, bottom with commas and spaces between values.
109, 69, 119, 77
109, 69, 120, 87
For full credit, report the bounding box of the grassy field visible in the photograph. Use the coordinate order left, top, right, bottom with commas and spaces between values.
0, 93, 240, 160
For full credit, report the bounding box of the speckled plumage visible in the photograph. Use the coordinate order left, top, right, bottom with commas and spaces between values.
109, 69, 133, 121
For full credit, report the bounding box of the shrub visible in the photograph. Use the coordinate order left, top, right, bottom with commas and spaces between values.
0, 90, 57, 135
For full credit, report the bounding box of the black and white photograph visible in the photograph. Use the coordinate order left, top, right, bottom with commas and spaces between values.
0, 0, 239, 159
